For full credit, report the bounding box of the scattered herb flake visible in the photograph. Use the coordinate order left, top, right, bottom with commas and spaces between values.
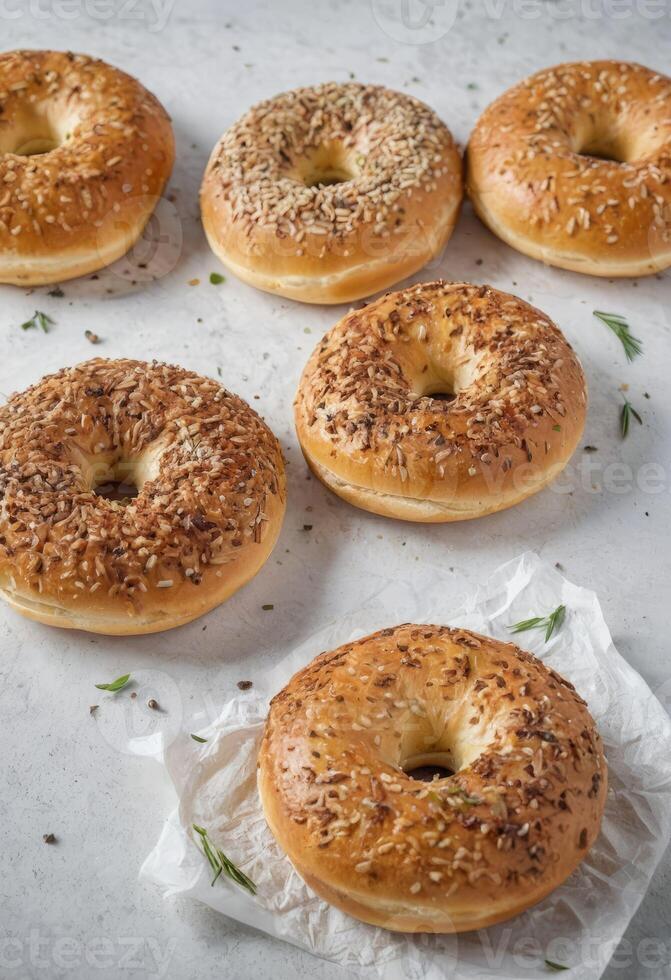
509, 605, 566, 643
94, 673, 131, 693
545, 961, 569, 972
43, 833, 56, 844
620, 398, 642, 438
192, 824, 256, 894
209, 272, 225, 285
552, 424, 561, 431
262, 603, 274, 611
21, 310, 54, 333
190, 733, 208, 743
594, 310, 643, 362
47, 286, 64, 298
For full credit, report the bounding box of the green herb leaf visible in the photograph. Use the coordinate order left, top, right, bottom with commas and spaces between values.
20, 310, 54, 333
509, 605, 566, 643
545, 961, 570, 972
209, 272, 225, 285
594, 310, 642, 362
190, 733, 208, 743
509, 616, 546, 634
552, 424, 561, 432
620, 398, 643, 438
192, 824, 256, 895
94, 673, 131, 693
544, 604, 565, 641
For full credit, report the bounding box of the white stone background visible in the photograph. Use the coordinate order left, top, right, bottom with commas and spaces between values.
0, 1, 669, 978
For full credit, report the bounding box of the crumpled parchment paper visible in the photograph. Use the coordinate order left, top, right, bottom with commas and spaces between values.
140, 552, 671, 979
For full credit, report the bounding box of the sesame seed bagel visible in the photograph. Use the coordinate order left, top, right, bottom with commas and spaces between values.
0, 359, 285, 634
466, 60, 671, 277
258, 624, 607, 933
0, 50, 174, 286
294, 281, 586, 523
200, 82, 463, 304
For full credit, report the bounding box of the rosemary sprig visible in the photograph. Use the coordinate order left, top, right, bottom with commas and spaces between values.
510, 604, 565, 642
594, 310, 642, 362
545, 961, 569, 972
21, 310, 54, 333
192, 824, 256, 895
94, 673, 131, 693
190, 733, 208, 743
620, 398, 642, 438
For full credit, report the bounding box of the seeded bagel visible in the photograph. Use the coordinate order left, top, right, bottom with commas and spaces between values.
258, 624, 607, 933
0, 49, 174, 285
0, 359, 285, 634
295, 281, 586, 522
467, 60, 671, 276
201, 82, 463, 303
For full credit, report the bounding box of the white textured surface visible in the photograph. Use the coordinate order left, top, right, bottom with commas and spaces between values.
0, 2, 669, 979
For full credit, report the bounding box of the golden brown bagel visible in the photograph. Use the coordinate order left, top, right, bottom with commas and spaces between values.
467, 60, 671, 277
258, 624, 607, 933
200, 82, 463, 304
294, 281, 586, 522
0, 49, 174, 285
0, 359, 285, 634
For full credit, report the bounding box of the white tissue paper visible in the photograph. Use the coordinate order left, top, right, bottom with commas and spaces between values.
140, 552, 671, 979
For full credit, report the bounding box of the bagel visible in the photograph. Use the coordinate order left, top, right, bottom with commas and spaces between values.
467, 60, 671, 277
294, 281, 586, 522
0, 359, 285, 634
0, 49, 174, 285
258, 624, 607, 933
200, 82, 463, 304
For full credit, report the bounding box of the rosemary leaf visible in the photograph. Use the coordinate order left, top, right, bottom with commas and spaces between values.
190, 734, 208, 743
545, 960, 570, 972
544, 604, 565, 641
21, 310, 54, 333
509, 616, 546, 634
509, 605, 566, 643
594, 310, 642, 362
620, 398, 643, 439
192, 824, 256, 895
94, 673, 131, 693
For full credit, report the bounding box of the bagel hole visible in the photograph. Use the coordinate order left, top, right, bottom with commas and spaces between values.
405, 763, 455, 782
576, 126, 629, 164
422, 383, 457, 405
402, 751, 456, 782
7, 110, 66, 156
94, 478, 139, 504
90, 459, 141, 505
298, 141, 359, 188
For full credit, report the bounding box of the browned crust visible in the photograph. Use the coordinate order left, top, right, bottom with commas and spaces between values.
294, 280, 586, 522
0, 359, 286, 634
0, 49, 175, 285
466, 60, 671, 277
258, 624, 608, 933
200, 82, 463, 303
